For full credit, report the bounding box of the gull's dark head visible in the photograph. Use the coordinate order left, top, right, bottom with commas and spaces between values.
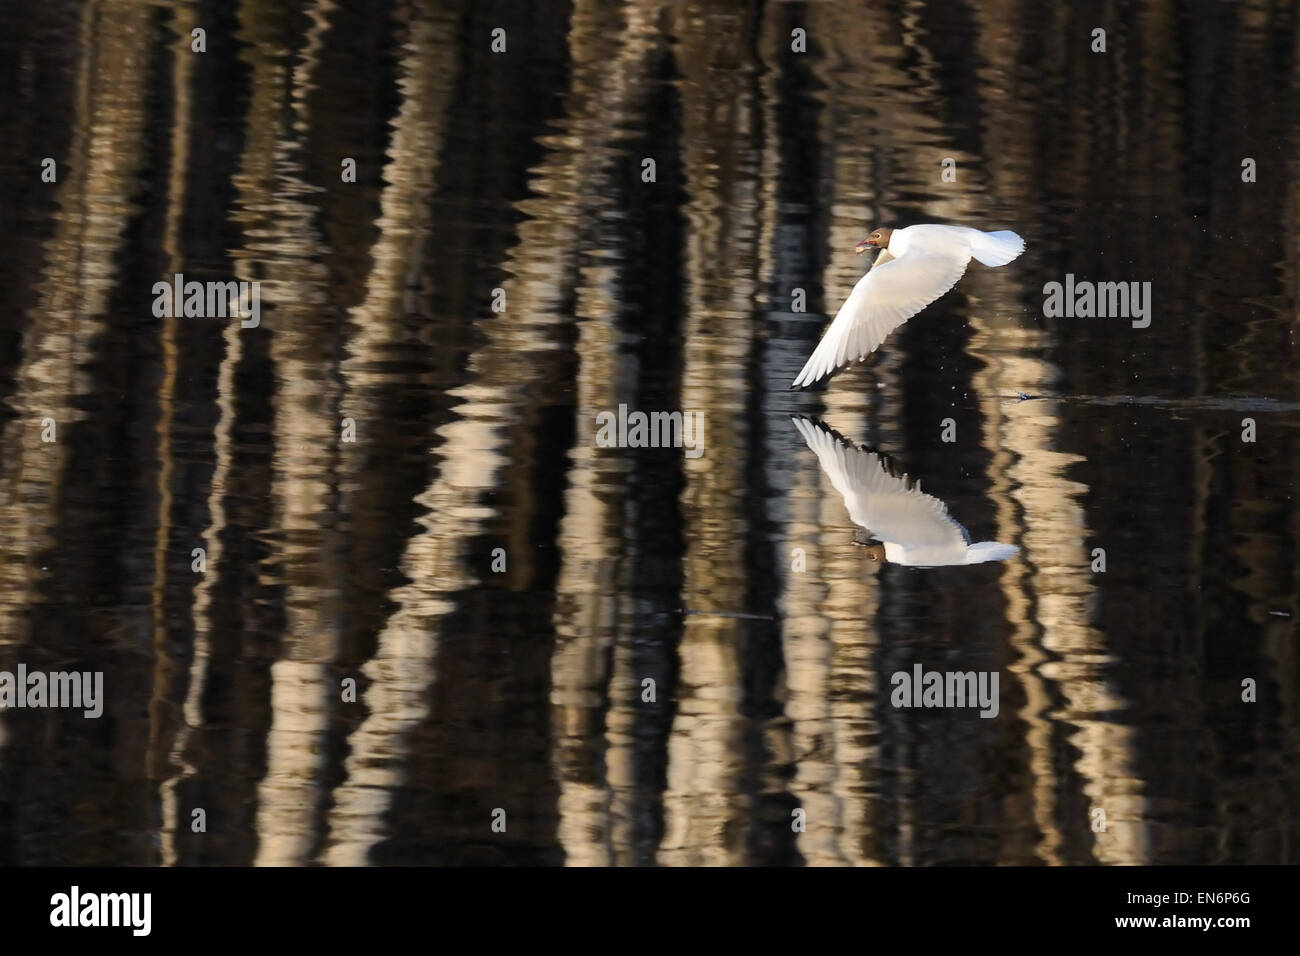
855, 227, 893, 254
852, 532, 888, 564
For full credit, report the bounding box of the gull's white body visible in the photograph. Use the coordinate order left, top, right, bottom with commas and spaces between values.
793, 417, 1019, 567
791, 224, 1025, 388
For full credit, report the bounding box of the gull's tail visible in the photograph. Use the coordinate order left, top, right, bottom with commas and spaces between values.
965, 541, 1019, 563
969, 230, 1025, 267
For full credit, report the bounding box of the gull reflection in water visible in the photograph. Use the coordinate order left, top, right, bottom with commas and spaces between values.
793, 417, 1019, 568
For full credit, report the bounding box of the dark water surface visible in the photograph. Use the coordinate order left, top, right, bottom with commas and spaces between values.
0, 0, 1297, 865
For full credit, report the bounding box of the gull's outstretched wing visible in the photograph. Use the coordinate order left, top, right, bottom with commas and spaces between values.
791, 242, 971, 388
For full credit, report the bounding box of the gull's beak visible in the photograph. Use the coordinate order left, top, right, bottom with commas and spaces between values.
854, 238, 873, 254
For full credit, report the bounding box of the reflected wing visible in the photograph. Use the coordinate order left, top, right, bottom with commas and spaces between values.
791, 244, 971, 388
792, 418, 969, 549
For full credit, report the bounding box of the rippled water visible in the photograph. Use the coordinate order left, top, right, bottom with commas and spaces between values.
0, 0, 1297, 866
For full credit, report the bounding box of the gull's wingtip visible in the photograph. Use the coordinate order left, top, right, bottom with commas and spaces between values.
791, 364, 827, 390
